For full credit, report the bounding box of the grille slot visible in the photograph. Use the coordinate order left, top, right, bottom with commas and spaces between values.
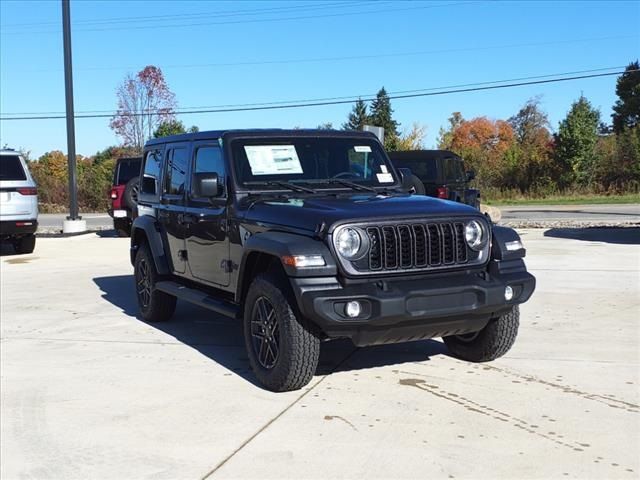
362, 221, 472, 273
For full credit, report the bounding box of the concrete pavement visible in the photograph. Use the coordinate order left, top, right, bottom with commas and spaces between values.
1, 229, 639, 479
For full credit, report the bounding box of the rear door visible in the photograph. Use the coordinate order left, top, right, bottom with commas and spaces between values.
157, 142, 190, 275
185, 143, 230, 287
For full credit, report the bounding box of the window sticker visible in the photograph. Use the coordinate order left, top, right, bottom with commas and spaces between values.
354, 145, 372, 153
244, 145, 303, 175
380, 165, 388, 173
376, 173, 394, 183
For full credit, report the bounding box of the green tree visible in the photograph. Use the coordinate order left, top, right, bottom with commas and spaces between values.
342, 98, 369, 131
317, 122, 334, 129
153, 119, 198, 138
396, 123, 427, 151
612, 61, 640, 133
436, 112, 464, 149
368, 88, 400, 150
554, 96, 600, 185
507, 98, 555, 192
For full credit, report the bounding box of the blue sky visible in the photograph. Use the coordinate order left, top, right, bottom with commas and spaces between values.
1, 0, 639, 158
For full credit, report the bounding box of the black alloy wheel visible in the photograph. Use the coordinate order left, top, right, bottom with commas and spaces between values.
250, 296, 280, 369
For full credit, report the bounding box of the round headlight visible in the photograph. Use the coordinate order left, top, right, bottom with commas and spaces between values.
335, 227, 366, 260
465, 220, 486, 251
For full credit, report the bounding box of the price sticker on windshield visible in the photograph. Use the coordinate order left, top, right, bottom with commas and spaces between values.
354, 146, 372, 153
376, 173, 394, 183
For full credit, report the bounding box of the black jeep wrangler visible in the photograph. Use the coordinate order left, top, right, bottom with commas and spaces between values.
388, 150, 480, 209
131, 130, 535, 392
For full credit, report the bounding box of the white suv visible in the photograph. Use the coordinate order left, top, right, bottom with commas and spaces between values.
0, 150, 38, 254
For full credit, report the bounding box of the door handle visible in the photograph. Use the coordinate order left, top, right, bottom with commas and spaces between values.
179, 213, 198, 225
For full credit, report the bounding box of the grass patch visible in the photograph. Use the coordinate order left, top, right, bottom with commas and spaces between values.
485, 193, 640, 206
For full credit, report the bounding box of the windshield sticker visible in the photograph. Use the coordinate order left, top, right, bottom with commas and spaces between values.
380, 165, 388, 173
244, 145, 303, 176
376, 172, 393, 183
354, 145, 372, 153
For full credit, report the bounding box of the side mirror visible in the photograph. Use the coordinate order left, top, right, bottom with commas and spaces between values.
194, 172, 222, 198
397, 167, 413, 190
466, 170, 476, 182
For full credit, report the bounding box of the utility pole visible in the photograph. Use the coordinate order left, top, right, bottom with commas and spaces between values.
61, 0, 86, 233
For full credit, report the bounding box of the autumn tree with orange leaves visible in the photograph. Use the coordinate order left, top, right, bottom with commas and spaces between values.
447, 116, 516, 188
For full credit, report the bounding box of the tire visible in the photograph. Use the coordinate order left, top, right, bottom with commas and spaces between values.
13, 234, 36, 254
443, 306, 519, 362
407, 174, 426, 195
243, 274, 320, 392
134, 243, 176, 322
123, 176, 139, 211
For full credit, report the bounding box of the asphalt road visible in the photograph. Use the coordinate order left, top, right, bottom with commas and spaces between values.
37, 212, 112, 231
499, 204, 640, 224
36, 204, 639, 233
1, 230, 638, 479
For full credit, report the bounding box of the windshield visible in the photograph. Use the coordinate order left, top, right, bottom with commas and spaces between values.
231, 137, 397, 189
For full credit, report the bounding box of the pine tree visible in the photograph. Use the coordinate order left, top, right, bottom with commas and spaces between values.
554, 95, 601, 185
342, 99, 369, 131
369, 87, 400, 150
612, 61, 640, 133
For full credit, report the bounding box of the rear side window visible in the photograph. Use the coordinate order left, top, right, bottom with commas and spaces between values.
164, 148, 189, 196
395, 159, 438, 183
0, 155, 27, 181
444, 159, 465, 182
141, 149, 163, 195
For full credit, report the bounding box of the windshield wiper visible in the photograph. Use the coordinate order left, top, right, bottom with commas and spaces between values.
321, 178, 377, 193
264, 180, 317, 193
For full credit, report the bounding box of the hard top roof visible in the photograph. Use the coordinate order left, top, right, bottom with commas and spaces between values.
387, 150, 463, 161
144, 128, 379, 147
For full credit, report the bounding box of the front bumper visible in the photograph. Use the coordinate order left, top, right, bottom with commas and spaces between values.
0, 219, 38, 237
291, 266, 535, 347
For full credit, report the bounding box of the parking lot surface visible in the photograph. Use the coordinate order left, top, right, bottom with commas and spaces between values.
1, 228, 639, 479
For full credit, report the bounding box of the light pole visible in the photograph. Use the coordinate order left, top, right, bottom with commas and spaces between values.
61, 0, 86, 233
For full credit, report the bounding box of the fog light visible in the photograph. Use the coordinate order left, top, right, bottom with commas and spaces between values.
504, 286, 514, 301
344, 301, 362, 318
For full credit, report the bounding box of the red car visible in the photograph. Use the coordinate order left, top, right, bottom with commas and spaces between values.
109, 157, 141, 236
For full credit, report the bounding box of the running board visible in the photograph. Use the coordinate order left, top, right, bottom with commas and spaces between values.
155, 281, 238, 318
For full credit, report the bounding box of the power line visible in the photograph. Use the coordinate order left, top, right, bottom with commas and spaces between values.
18, 34, 635, 74
0, 2, 470, 35
2, 69, 633, 121
1, 66, 627, 117
1, 1, 367, 28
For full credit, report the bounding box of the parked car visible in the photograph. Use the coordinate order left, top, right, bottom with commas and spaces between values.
0, 149, 38, 254
130, 129, 535, 392
388, 150, 480, 208
109, 156, 141, 236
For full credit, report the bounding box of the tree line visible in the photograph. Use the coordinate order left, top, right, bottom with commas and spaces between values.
22, 61, 638, 212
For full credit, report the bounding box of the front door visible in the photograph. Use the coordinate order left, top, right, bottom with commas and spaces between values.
185, 143, 230, 287
157, 143, 190, 275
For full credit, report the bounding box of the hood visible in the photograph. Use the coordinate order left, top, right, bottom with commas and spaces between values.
244, 193, 482, 232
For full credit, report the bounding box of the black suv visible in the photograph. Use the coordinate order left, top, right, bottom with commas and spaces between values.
131, 130, 535, 391
388, 150, 480, 208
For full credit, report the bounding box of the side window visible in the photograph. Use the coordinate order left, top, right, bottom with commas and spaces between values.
192, 146, 225, 197
141, 149, 162, 195
164, 148, 188, 196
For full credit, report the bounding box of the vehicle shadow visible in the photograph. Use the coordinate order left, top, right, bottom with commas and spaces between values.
544, 227, 640, 245
93, 275, 448, 388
